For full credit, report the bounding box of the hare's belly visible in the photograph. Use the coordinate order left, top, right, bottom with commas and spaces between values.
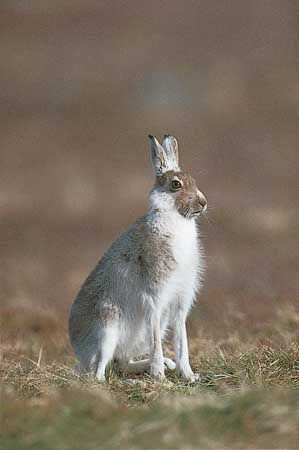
115, 319, 150, 359
114, 304, 171, 360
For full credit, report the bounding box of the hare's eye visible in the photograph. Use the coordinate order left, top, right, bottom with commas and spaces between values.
171, 179, 182, 191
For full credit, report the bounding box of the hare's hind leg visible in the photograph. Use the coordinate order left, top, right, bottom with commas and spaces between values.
120, 357, 176, 374
95, 303, 120, 382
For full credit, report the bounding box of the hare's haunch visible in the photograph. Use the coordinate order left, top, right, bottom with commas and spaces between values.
69, 134, 207, 382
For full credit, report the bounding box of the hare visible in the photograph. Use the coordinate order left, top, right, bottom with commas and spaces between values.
69, 134, 207, 382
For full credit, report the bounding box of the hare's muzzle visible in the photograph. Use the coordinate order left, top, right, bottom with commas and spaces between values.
197, 190, 207, 211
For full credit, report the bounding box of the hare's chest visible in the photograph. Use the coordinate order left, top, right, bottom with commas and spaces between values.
156, 221, 199, 311
172, 221, 199, 277
159, 219, 199, 300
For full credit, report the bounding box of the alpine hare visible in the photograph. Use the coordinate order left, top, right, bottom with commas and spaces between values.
69, 135, 207, 382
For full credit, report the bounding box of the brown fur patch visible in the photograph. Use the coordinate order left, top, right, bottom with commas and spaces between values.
96, 302, 120, 324
125, 218, 176, 285
156, 171, 206, 217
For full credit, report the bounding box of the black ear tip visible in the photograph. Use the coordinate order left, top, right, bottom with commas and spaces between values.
148, 134, 154, 140
164, 134, 170, 139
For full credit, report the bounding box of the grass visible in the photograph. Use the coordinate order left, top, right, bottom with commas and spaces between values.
2, 385, 299, 449
1, 306, 299, 449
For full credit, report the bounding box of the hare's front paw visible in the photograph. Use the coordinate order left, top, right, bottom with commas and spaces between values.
150, 363, 165, 381
186, 372, 201, 383
164, 357, 176, 371
177, 365, 201, 383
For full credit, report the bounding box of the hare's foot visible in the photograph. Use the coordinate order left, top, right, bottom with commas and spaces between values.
121, 359, 151, 374
150, 362, 165, 381
96, 369, 106, 382
185, 372, 200, 383
163, 357, 176, 370
176, 365, 201, 383
96, 330, 118, 382
121, 357, 174, 376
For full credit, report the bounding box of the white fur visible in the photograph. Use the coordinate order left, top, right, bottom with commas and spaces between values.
69, 135, 205, 382
162, 135, 180, 172
150, 135, 180, 175
144, 197, 202, 380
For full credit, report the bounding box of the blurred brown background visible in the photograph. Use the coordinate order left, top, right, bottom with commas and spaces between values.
1, 1, 299, 355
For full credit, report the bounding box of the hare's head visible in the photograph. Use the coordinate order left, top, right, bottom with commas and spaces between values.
149, 135, 207, 219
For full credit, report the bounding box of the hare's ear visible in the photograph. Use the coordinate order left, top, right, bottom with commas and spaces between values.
149, 134, 180, 176
149, 135, 168, 176
162, 135, 180, 172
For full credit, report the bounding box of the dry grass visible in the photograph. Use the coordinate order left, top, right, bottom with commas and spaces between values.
2, 385, 299, 450
1, 306, 299, 449
1, 343, 299, 402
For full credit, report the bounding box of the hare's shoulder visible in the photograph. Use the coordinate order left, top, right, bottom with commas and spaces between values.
132, 216, 175, 258
112, 216, 177, 284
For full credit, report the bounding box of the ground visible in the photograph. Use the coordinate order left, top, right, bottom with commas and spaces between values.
1, 306, 299, 449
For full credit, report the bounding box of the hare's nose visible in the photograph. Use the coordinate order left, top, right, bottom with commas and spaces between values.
197, 191, 207, 209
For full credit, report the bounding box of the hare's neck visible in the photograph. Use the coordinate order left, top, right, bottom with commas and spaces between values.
149, 189, 174, 214
148, 192, 196, 232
